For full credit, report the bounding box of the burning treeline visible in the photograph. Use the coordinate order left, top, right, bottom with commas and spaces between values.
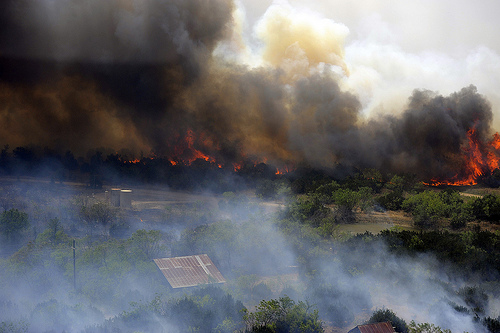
0, 0, 499, 185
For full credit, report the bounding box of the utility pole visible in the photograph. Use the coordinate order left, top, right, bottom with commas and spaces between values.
73, 239, 76, 291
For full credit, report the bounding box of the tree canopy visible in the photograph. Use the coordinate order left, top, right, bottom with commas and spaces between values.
0, 208, 29, 241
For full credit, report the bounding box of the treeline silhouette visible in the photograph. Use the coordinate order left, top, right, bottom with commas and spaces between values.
0, 145, 280, 191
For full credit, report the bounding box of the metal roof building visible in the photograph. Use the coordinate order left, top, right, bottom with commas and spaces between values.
348, 322, 396, 333
153, 254, 226, 288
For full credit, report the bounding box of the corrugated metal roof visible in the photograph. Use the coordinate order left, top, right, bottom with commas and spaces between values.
348, 322, 396, 333
153, 254, 226, 288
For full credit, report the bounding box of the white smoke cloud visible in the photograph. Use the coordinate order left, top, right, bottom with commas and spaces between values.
238, 0, 500, 130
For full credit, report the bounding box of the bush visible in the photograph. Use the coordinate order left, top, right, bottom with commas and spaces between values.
332, 187, 372, 224
457, 286, 488, 316
402, 191, 446, 228
0, 320, 29, 333
483, 316, 500, 333
471, 194, 500, 223
366, 308, 408, 333
449, 200, 473, 229
285, 197, 328, 225
253, 283, 273, 302
408, 321, 451, 333
0, 208, 29, 241
242, 296, 323, 333
376, 190, 404, 211
313, 181, 340, 204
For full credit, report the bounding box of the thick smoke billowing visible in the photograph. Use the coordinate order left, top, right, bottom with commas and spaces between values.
0, 0, 497, 179
0, 0, 235, 155
390, 86, 493, 178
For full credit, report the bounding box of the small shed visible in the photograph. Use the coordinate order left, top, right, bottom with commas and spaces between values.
153, 254, 225, 288
110, 189, 121, 207
120, 189, 132, 208
348, 322, 396, 333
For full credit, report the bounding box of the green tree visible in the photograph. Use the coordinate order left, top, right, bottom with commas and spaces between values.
408, 321, 451, 333
0, 208, 29, 241
366, 308, 408, 333
285, 196, 328, 226
471, 194, 500, 223
457, 286, 488, 317
175, 220, 237, 270
128, 229, 167, 259
436, 190, 472, 229
312, 181, 340, 204
483, 316, 500, 333
78, 200, 118, 236
402, 191, 446, 228
35, 220, 70, 247
332, 187, 372, 224
376, 190, 404, 211
47, 218, 62, 241
242, 296, 323, 333
166, 287, 245, 333
256, 180, 279, 199
385, 174, 420, 193
0, 320, 29, 333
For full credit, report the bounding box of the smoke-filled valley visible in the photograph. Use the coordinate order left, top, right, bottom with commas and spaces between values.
1, 0, 500, 332
1, 173, 500, 332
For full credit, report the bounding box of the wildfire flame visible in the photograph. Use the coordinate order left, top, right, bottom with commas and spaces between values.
123, 129, 296, 174
169, 129, 217, 165
425, 126, 500, 186
233, 163, 243, 172
276, 165, 294, 175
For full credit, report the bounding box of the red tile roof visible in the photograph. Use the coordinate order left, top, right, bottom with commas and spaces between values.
348, 322, 396, 333
154, 254, 226, 288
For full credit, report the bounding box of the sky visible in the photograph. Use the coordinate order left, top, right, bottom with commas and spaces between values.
239, 0, 500, 119
1, 0, 500, 178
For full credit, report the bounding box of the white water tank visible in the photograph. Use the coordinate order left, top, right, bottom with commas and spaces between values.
110, 189, 121, 207
120, 190, 132, 208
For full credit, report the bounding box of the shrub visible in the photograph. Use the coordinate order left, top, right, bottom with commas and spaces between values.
471, 194, 500, 223
0, 208, 29, 241
376, 190, 404, 211
402, 191, 446, 228
242, 296, 323, 333
483, 316, 500, 333
366, 308, 408, 333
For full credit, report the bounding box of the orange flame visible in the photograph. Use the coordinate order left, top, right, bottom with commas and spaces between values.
233, 162, 243, 172
123, 130, 294, 173
275, 165, 294, 175
425, 126, 500, 186
168, 129, 219, 166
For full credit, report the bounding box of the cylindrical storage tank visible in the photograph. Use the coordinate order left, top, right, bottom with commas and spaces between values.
120, 190, 132, 208
110, 189, 121, 207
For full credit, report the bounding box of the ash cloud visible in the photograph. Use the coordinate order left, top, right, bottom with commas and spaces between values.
0, 0, 497, 180
0, 0, 234, 63
0, 0, 235, 155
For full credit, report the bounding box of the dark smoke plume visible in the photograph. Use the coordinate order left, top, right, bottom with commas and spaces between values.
389, 85, 493, 179
0, 0, 235, 155
0, 0, 496, 180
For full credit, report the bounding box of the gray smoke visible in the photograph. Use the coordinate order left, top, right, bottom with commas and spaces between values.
0, 0, 496, 180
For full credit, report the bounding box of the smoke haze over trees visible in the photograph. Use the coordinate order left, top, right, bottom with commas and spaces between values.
1, 174, 500, 332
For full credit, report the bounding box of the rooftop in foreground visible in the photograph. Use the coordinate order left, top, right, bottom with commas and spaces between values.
348, 322, 396, 333
153, 254, 225, 288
